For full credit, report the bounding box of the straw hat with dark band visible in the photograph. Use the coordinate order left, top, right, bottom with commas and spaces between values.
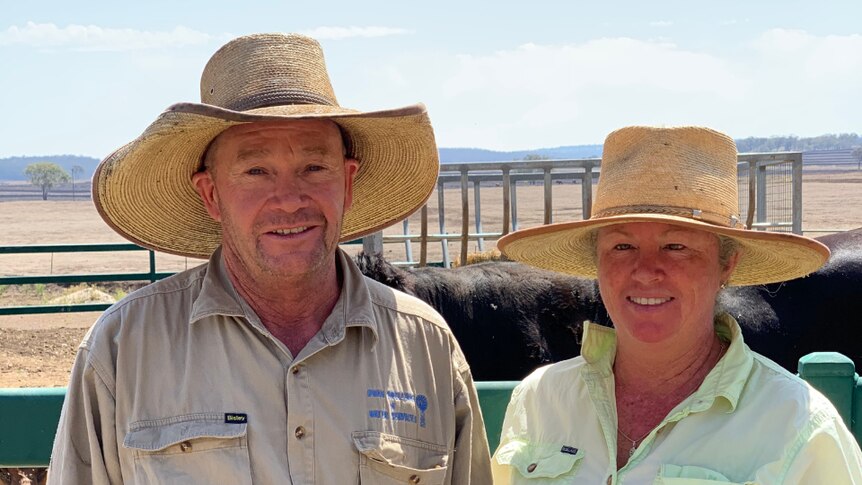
498, 126, 829, 286
93, 33, 439, 260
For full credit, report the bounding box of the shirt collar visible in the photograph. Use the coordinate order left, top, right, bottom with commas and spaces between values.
581, 313, 754, 412
189, 247, 379, 344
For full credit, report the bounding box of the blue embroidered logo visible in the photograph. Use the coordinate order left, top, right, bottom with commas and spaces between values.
416, 394, 428, 427
366, 388, 428, 428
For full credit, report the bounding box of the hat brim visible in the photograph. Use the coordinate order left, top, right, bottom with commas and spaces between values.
497, 213, 830, 286
93, 102, 439, 259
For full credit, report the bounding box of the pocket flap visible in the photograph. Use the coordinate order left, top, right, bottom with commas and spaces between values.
495, 440, 584, 478
352, 431, 448, 469
124, 413, 248, 452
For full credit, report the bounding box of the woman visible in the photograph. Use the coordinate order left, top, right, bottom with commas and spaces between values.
491, 126, 862, 483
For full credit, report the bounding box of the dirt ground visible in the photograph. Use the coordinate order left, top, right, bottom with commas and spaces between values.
1, 171, 861, 387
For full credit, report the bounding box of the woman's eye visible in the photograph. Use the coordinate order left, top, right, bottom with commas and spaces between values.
665, 243, 686, 250
613, 243, 633, 250
306, 164, 325, 172
247, 167, 265, 175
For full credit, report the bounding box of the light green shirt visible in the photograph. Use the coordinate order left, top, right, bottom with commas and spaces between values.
49, 248, 492, 484
492, 315, 862, 484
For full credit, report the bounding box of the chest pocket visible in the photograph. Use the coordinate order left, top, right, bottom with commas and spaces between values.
124, 413, 252, 485
654, 464, 750, 485
352, 431, 449, 485
494, 440, 585, 484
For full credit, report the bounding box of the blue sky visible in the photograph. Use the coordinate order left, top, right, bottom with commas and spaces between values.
1, 0, 860, 158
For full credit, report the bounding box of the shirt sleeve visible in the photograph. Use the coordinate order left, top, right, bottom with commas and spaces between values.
449, 355, 493, 484
48, 344, 122, 485
772, 413, 862, 484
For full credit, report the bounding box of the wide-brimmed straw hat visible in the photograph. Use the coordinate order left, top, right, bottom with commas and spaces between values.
93, 33, 439, 259
498, 126, 829, 286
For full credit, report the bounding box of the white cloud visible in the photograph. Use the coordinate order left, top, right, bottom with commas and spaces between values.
0, 22, 215, 51
299, 26, 411, 40
650, 20, 673, 27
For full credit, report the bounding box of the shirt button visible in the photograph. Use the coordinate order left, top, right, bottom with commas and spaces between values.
606, 476, 613, 485
294, 426, 306, 439
179, 441, 192, 452
408, 474, 421, 484
291, 365, 302, 375
526, 463, 537, 473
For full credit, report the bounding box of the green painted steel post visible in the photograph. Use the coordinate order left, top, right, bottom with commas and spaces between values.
149, 250, 157, 283
476, 381, 518, 454
798, 352, 856, 428
0, 387, 66, 467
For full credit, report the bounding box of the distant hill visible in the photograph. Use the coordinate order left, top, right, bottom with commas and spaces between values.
439, 145, 603, 163
2, 133, 859, 180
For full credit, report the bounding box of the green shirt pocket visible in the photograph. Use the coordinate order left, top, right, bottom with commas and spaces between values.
495, 439, 585, 483
655, 464, 750, 485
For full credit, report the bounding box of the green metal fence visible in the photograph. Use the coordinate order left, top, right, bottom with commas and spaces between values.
0, 243, 172, 316
1, 360, 860, 468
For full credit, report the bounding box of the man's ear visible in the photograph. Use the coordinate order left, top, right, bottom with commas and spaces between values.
192, 170, 222, 222
342, 158, 360, 211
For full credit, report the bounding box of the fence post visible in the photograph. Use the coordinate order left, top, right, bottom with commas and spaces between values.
148, 250, 157, 283
543, 167, 552, 225
798, 352, 856, 428
473, 180, 484, 251
362, 232, 383, 255
437, 180, 450, 268
792, 153, 803, 235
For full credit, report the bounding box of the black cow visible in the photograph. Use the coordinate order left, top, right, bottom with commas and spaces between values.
356, 228, 862, 379
720, 228, 862, 372
354, 252, 599, 380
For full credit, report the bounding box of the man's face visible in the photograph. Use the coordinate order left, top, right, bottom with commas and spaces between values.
193, 119, 358, 282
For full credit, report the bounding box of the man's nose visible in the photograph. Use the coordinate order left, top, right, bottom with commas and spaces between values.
267, 173, 309, 211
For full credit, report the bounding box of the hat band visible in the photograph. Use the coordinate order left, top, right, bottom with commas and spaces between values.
226, 89, 336, 111
593, 205, 741, 228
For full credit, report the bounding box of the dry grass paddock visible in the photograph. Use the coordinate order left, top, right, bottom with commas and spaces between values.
1, 170, 861, 387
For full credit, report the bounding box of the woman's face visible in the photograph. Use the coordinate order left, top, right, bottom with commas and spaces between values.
595, 222, 738, 346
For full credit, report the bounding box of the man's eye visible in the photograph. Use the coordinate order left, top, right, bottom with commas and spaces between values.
247, 167, 265, 175
665, 243, 685, 250
613, 243, 633, 250
306, 165, 325, 172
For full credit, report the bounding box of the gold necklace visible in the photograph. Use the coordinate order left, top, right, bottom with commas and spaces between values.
616, 341, 726, 459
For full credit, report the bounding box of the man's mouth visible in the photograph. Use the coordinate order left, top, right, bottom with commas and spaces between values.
628, 296, 674, 306
270, 226, 310, 235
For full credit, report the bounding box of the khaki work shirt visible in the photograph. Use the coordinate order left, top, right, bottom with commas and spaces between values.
492, 315, 862, 484
49, 248, 492, 484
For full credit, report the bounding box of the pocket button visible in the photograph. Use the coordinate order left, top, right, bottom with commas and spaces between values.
179, 441, 192, 452
527, 463, 537, 473
408, 474, 421, 484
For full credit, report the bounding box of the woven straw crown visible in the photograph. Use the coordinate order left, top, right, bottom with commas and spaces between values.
498, 126, 829, 286
93, 33, 439, 260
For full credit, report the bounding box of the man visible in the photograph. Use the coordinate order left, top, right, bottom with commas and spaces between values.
49, 33, 492, 484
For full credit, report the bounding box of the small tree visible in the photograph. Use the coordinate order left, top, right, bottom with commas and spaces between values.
24, 162, 71, 200
70, 165, 84, 200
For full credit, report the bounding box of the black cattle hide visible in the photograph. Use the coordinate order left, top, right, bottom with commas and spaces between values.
353, 252, 602, 380
355, 228, 862, 379
719, 228, 862, 372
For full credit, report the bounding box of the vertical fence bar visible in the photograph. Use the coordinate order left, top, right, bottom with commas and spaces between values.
756, 163, 768, 231
582, 164, 593, 220
148, 250, 157, 283
402, 219, 413, 263
502, 168, 511, 236
746, 161, 756, 230
473, 180, 484, 251
362, 232, 383, 255
420, 205, 428, 267
511, 181, 519, 231
437, 180, 450, 268
460, 170, 470, 266
792, 154, 803, 235
543, 168, 552, 225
